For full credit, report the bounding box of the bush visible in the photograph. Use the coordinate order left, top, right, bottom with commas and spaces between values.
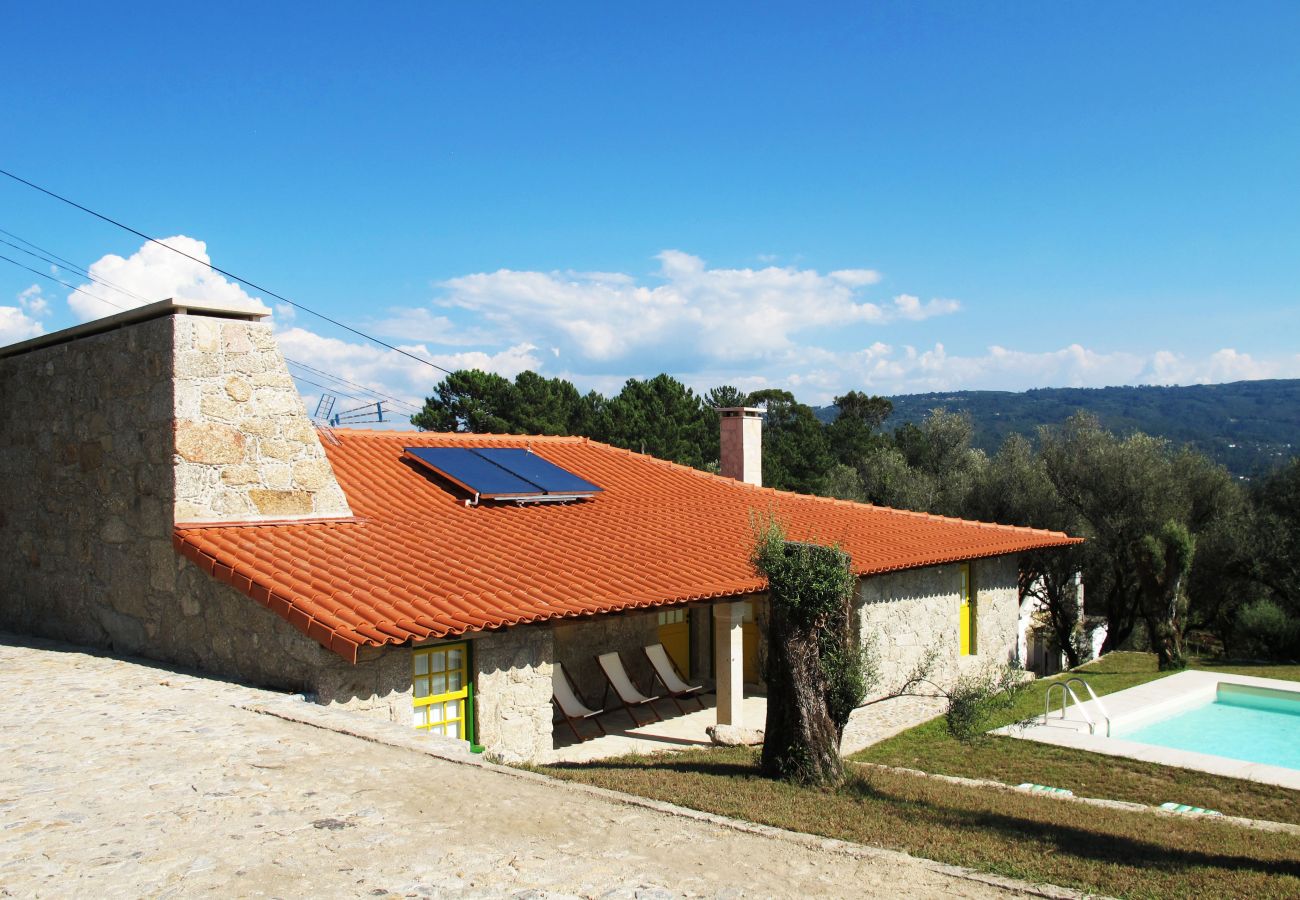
1234, 599, 1300, 660
945, 664, 1028, 742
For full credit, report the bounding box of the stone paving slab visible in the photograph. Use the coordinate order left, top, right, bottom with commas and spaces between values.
0, 636, 1067, 899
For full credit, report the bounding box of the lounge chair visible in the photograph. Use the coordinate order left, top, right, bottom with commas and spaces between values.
597, 651, 662, 726
644, 643, 706, 713
552, 662, 606, 742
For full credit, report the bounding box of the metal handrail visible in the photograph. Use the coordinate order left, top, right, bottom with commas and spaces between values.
1066, 677, 1111, 737
1043, 677, 1111, 737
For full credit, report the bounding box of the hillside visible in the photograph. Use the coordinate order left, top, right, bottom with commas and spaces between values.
818, 379, 1300, 478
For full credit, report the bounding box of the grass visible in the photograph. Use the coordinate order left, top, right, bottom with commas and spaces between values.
853, 652, 1300, 826
539, 745, 1300, 899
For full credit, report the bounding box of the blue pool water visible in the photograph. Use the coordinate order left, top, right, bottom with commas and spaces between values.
1123, 683, 1300, 770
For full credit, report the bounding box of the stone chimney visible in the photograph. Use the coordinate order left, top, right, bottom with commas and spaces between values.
169, 302, 351, 523
718, 407, 763, 486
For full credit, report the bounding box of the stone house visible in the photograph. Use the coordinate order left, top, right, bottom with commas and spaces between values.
0, 300, 1080, 761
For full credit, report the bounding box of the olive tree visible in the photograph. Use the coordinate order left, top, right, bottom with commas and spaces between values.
752, 519, 871, 787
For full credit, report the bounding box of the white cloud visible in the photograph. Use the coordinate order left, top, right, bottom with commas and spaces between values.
364, 307, 496, 346
0, 306, 44, 346
68, 236, 269, 322
17, 285, 50, 318
890, 294, 962, 321
0, 284, 50, 345
409, 251, 945, 366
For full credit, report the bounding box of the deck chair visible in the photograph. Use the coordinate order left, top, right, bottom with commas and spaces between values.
597, 651, 662, 726
644, 643, 706, 713
552, 662, 606, 742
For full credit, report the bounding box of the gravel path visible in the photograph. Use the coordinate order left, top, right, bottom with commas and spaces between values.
0, 636, 1034, 899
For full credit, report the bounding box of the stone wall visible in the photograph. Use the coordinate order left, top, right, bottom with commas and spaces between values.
552, 610, 661, 707
171, 315, 351, 522
970, 554, 1020, 671
474, 626, 554, 763
857, 555, 1020, 697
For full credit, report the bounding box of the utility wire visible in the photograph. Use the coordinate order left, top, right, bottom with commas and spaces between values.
0, 252, 127, 312
0, 167, 456, 378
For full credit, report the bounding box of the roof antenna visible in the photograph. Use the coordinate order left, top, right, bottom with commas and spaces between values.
312, 394, 341, 445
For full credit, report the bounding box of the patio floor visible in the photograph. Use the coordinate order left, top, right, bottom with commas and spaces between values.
548, 692, 946, 763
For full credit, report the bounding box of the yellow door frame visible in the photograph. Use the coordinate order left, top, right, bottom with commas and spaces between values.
959, 564, 976, 656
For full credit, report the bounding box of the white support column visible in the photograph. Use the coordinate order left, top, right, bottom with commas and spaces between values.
714, 601, 745, 726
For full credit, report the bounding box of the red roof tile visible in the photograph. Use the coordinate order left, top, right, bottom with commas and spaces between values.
174, 431, 1081, 662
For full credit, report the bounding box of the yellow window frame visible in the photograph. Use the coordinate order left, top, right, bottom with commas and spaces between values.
412, 642, 470, 739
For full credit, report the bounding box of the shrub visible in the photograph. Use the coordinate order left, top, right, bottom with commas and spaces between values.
1234, 599, 1300, 660
945, 664, 1028, 742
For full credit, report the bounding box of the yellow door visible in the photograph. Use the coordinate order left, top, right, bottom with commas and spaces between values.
959, 564, 976, 656
657, 608, 690, 678
413, 642, 469, 738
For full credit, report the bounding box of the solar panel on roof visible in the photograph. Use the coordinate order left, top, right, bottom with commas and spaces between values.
404, 447, 540, 498
474, 448, 603, 496
403, 446, 602, 504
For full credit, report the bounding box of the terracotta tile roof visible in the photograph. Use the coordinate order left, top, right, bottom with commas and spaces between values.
174, 431, 1081, 662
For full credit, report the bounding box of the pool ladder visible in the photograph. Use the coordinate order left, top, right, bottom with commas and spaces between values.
1043, 677, 1111, 737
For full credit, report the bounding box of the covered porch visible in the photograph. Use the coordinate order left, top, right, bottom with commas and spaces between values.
545, 596, 946, 764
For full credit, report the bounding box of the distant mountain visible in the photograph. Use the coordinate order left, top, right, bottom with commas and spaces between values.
816, 379, 1300, 478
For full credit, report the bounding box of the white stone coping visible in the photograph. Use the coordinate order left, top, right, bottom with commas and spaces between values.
999, 670, 1300, 790
0, 297, 268, 359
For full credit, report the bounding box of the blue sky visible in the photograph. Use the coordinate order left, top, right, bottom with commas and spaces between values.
3, 2, 1298, 412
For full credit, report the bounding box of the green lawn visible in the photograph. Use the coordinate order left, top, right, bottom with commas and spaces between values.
853, 652, 1300, 826
539, 745, 1300, 899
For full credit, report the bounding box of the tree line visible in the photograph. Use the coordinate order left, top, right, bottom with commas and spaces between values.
414, 369, 1300, 667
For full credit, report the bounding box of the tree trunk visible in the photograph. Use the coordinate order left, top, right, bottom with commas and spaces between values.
761, 601, 844, 787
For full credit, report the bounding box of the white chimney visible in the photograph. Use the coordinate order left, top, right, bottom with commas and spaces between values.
719, 407, 762, 486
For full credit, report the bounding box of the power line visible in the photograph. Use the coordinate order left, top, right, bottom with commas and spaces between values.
0, 252, 127, 312
0, 167, 456, 379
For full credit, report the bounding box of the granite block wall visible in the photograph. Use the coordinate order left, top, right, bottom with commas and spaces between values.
475, 626, 554, 763
170, 314, 350, 522
857, 555, 1020, 697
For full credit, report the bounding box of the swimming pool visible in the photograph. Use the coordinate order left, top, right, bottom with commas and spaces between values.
1120, 683, 1300, 771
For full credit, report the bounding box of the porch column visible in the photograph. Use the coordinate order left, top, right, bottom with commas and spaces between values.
714, 601, 745, 726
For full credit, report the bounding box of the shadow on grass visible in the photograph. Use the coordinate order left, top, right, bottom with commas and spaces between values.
843, 769, 1300, 880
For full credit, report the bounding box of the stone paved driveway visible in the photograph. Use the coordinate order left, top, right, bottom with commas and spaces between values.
0, 636, 1025, 899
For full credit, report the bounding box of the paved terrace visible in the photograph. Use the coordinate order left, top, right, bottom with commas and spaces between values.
0, 635, 1034, 898
552, 693, 946, 763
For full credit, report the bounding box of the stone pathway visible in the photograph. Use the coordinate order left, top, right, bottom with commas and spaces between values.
0, 636, 1044, 898
841, 695, 949, 756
